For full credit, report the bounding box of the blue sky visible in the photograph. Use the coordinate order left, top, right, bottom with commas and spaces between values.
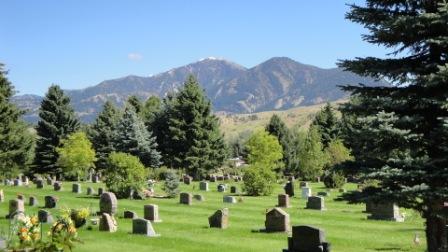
1, 0, 385, 96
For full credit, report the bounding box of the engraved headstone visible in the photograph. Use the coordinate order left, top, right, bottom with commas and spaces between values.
367, 202, 404, 222
132, 218, 158, 237
199, 181, 209, 191
53, 181, 62, 191
99, 192, 118, 215
36, 179, 44, 189
301, 187, 312, 199
29, 196, 38, 206
144, 204, 162, 222
38, 209, 54, 223
124, 210, 138, 219
306, 196, 325, 210
208, 208, 229, 229
265, 207, 290, 232
87, 187, 94, 195
217, 184, 226, 192
179, 192, 192, 205
284, 181, 295, 197
8, 199, 25, 218
44, 196, 58, 208
230, 186, 238, 194
223, 196, 237, 204
13, 179, 22, 186
278, 194, 290, 208
283, 225, 331, 252
97, 187, 104, 196
99, 213, 117, 232
72, 183, 82, 193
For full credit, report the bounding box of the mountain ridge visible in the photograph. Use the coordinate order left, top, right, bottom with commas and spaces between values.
12, 57, 387, 123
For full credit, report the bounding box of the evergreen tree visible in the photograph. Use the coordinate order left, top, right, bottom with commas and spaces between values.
163, 170, 180, 198
266, 114, 298, 173
338, 1, 448, 250
88, 101, 120, 171
0, 64, 35, 178
141, 96, 161, 131
34, 85, 79, 177
126, 95, 143, 115
163, 75, 226, 179
311, 102, 339, 148
298, 126, 327, 181
114, 106, 161, 168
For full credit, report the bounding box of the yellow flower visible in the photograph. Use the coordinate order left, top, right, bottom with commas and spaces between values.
31, 232, 40, 241
19, 227, 28, 233
30, 216, 38, 225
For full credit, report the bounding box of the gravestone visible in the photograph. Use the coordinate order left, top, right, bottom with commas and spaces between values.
100, 192, 118, 215
38, 209, 54, 223
17, 194, 25, 201
13, 179, 22, 186
97, 187, 104, 196
99, 213, 118, 232
208, 208, 229, 229
86, 187, 94, 195
265, 207, 290, 232
0, 189, 4, 202
29, 196, 38, 206
367, 202, 404, 222
92, 175, 99, 183
4, 179, 12, 186
299, 181, 309, 188
46, 177, 53, 186
124, 210, 138, 219
278, 194, 290, 208
44, 196, 58, 208
193, 194, 204, 201
284, 181, 295, 197
288, 176, 295, 182
223, 196, 237, 204
283, 225, 331, 252
209, 175, 217, 182
183, 175, 192, 185
217, 184, 226, 192
230, 186, 238, 194
144, 204, 162, 222
179, 192, 192, 205
217, 176, 224, 181
36, 179, 44, 189
199, 181, 209, 191
301, 187, 312, 200
132, 218, 158, 237
317, 192, 330, 197
8, 199, 25, 218
53, 181, 62, 191
21, 176, 29, 185
223, 174, 231, 181
72, 183, 82, 194
306, 196, 325, 210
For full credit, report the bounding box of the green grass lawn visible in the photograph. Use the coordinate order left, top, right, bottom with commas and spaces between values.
0, 181, 426, 252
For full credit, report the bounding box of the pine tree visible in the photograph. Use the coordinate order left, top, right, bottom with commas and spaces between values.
141, 96, 161, 131
163, 170, 180, 198
88, 101, 120, 171
0, 64, 35, 178
34, 85, 80, 177
164, 75, 226, 179
114, 106, 161, 168
126, 95, 143, 115
266, 114, 298, 174
338, 1, 448, 250
311, 102, 339, 148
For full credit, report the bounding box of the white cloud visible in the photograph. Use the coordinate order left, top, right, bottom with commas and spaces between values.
128, 53, 143, 61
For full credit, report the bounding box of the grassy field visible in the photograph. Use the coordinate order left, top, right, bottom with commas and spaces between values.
0, 181, 426, 252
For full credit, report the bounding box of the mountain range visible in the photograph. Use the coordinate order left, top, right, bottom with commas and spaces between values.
12, 57, 387, 123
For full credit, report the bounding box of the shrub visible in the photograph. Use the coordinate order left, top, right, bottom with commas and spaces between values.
323, 170, 346, 189
150, 166, 170, 180
163, 170, 179, 198
104, 152, 148, 199
243, 165, 276, 196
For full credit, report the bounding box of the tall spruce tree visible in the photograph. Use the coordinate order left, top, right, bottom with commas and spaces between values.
34, 85, 79, 177
88, 101, 120, 171
114, 106, 161, 168
126, 95, 143, 115
0, 64, 35, 178
164, 75, 226, 179
338, 1, 448, 251
265, 114, 298, 174
311, 103, 339, 148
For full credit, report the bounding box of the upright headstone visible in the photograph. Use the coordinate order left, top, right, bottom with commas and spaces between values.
123, 210, 138, 219
97, 187, 104, 196
317, 191, 330, 197
53, 181, 62, 191
72, 183, 81, 194
230, 186, 238, 194
38, 209, 54, 223
300, 181, 309, 188
265, 207, 290, 232
209, 175, 217, 182
223, 196, 237, 204
284, 181, 295, 197
29, 196, 38, 206
8, 199, 25, 218
132, 218, 158, 237
193, 194, 204, 201
278, 194, 290, 208
217, 184, 226, 192
92, 175, 99, 183
99, 192, 118, 215
306, 196, 325, 210
199, 181, 209, 191
87, 187, 94, 195
0, 189, 4, 202
144, 204, 162, 222
301, 187, 312, 199
17, 194, 25, 201
36, 179, 44, 189
179, 192, 192, 205
283, 225, 331, 252
367, 202, 404, 222
46, 177, 53, 186
13, 179, 22, 186
183, 175, 192, 185
21, 176, 29, 186
208, 208, 229, 229
99, 213, 117, 232
44, 196, 58, 208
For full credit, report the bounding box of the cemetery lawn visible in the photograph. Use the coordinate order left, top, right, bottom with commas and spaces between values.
0, 182, 425, 252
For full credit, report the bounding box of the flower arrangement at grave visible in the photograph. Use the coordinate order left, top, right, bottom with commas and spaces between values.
38, 216, 82, 251
12, 215, 41, 250
61, 207, 90, 228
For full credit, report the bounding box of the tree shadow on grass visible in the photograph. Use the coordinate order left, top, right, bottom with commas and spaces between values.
75, 196, 99, 199
373, 247, 410, 251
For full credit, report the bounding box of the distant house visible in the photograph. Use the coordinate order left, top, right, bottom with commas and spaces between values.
228, 157, 246, 167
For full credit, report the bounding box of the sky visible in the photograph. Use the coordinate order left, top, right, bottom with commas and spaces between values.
0, 0, 386, 96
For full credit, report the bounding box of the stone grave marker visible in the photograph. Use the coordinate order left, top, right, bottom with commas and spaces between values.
183, 175, 192, 185
124, 210, 138, 219
99, 213, 117, 232
87, 187, 94, 195
317, 191, 330, 197
72, 183, 82, 194
13, 179, 22, 186
100, 192, 118, 215
53, 181, 62, 191
38, 209, 54, 223
144, 204, 162, 223
301, 187, 312, 199
0, 189, 4, 202
92, 175, 99, 183
97, 187, 104, 196
265, 207, 290, 232
8, 199, 25, 218
36, 179, 44, 189
300, 181, 309, 188
230, 186, 238, 194
21, 176, 29, 186
199, 181, 209, 191
17, 194, 25, 201
367, 202, 404, 222
283, 225, 331, 252
46, 177, 53, 186
284, 181, 294, 197
44, 196, 58, 208
217, 184, 226, 192
29, 196, 38, 206
208, 208, 229, 229
209, 175, 217, 182
223, 196, 237, 204
179, 192, 192, 205
278, 194, 290, 208
193, 194, 204, 201
132, 218, 159, 237
306, 196, 325, 210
